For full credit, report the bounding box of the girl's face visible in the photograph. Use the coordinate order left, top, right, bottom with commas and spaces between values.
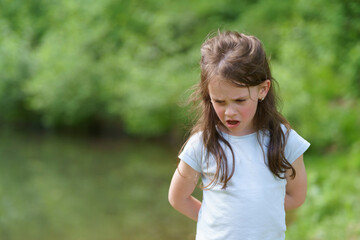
208, 76, 270, 136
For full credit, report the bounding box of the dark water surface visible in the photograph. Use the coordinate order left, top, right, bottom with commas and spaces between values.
0, 131, 198, 240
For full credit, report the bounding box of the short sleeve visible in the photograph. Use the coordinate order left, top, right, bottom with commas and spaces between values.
178, 132, 204, 173
285, 128, 311, 164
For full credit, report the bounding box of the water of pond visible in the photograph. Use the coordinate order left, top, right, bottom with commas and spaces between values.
0, 131, 200, 240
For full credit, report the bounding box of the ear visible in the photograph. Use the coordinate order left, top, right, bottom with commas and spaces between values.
258, 80, 271, 99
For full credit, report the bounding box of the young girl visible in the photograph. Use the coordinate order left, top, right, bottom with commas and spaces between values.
168, 31, 310, 240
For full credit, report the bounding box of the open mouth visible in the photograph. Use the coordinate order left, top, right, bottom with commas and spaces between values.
226, 120, 240, 126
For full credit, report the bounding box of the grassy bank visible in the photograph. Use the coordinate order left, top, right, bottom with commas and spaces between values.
0, 132, 359, 239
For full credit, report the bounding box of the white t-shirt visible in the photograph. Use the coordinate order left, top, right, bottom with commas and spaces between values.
178, 126, 310, 240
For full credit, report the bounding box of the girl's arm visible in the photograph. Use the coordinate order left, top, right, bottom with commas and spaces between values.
168, 160, 201, 221
285, 155, 307, 211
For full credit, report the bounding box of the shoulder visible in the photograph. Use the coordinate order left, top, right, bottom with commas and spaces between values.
281, 124, 311, 164
279, 123, 290, 136
281, 124, 307, 145
179, 131, 205, 173
186, 131, 204, 145
181, 131, 205, 153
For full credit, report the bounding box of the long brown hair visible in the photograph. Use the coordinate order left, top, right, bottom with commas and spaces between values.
182, 31, 295, 189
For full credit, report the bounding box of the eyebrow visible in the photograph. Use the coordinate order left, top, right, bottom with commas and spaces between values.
211, 96, 248, 101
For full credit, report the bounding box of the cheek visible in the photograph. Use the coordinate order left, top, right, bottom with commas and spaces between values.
212, 104, 224, 120
241, 102, 258, 119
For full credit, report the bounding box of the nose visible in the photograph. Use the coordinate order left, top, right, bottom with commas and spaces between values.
225, 104, 236, 117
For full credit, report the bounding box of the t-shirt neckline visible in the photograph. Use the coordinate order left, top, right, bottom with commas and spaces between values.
217, 128, 258, 140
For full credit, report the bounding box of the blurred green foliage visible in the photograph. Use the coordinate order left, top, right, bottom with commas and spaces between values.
286, 141, 360, 239
0, 0, 359, 151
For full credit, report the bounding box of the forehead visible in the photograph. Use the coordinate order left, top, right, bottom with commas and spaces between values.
208, 76, 257, 98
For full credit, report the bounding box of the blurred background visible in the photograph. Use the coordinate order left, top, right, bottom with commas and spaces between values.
0, 0, 359, 239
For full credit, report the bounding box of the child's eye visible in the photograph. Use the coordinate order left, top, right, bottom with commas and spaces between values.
213, 100, 225, 105
236, 99, 246, 103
